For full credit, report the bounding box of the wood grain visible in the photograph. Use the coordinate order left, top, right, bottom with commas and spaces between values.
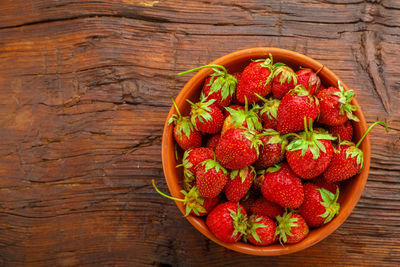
0, 0, 399, 266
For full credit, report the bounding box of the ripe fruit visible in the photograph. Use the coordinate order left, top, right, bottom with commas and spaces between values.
216, 128, 262, 169
261, 163, 304, 209
256, 94, 280, 130
206, 134, 221, 151
275, 211, 309, 244
179, 64, 238, 108
206, 202, 248, 243
224, 166, 255, 202
272, 65, 297, 99
152, 180, 219, 216
296, 68, 320, 95
313, 175, 339, 194
324, 121, 388, 182
298, 183, 340, 227
168, 99, 202, 150
328, 120, 353, 142
222, 99, 262, 135
196, 159, 228, 198
178, 148, 214, 191
188, 99, 224, 134
286, 118, 336, 179
277, 85, 320, 134
236, 55, 280, 104
254, 129, 287, 168
245, 215, 277, 246
316, 81, 359, 126
250, 197, 285, 219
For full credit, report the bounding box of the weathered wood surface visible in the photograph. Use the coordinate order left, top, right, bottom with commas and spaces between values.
0, 0, 399, 266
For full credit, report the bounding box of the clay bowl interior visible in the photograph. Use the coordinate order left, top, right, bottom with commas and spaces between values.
161, 47, 370, 256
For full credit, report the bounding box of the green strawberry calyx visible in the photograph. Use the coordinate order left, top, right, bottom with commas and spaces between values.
332, 81, 360, 122
169, 98, 197, 139
256, 93, 280, 121
275, 210, 299, 245
286, 117, 336, 160
230, 165, 256, 183
253, 54, 285, 85
241, 129, 264, 157
225, 98, 263, 132
152, 180, 207, 217
317, 187, 340, 224
187, 98, 216, 129
289, 84, 319, 105
273, 65, 298, 85
176, 149, 195, 190
200, 159, 228, 175
266, 163, 281, 173
259, 129, 289, 152
243, 215, 268, 243
228, 203, 249, 239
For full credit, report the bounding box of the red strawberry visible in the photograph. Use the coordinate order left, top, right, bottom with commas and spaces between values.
206, 134, 221, 151
296, 68, 321, 95
223, 105, 244, 119
169, 99, 202, 150
277, 85, 320, 134
152, 181, 219, 216
216, 128, 262, 169
188, 99, 224, 134
261, 163, 304, 209
236, 55, 278, 104
256, 95, 280, 130
313, 175, 339, 194
315, 84, 326, 95
298, 183, 340, 227
240, 194, 257, 214
231, 72, 243, 104
178, 147, 214, 191
324, 121, 388, 182
245, 215, 277, 246
254, 129, 287, 168
221, 100, 262, 135
250, 197, 285, 218
316, 81, 360, 126
206, 202, 248, 243
179, 64, 238, 108
328, 121, 353, 142
196, 159, 228, 198
224, 166, 255, 202
275, 211, 309, 244
286, 118, 336, 179
272, 65, 297, 99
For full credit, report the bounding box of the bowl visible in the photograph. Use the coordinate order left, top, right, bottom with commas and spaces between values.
161, 47, 370, 256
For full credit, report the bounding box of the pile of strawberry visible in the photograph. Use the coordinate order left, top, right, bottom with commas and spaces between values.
154, 55, 388, 246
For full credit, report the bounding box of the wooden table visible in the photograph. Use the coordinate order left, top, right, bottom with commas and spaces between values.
0, 1, 399, 266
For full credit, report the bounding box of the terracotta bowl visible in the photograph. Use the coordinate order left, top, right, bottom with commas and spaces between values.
161, 47, 370, 256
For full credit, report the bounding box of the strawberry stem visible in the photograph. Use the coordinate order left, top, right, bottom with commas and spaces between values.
355, 121, 389, 148
152, 179, 184, 202
186, 99, 197, 107
178, 64, 227, 76
255, 93, 268, 103
171, 98, 181, 117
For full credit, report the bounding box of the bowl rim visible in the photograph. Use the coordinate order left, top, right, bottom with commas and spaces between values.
161, 47, 370, 256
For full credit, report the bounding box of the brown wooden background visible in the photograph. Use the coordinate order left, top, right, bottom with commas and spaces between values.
0, 0, 399, 266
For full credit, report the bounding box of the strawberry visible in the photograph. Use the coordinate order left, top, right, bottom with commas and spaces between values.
152, 181, 219, 216
196, 159, 228, 198
231, 72, 243, 104
178, 147, 214, 191
224, 166, 256, 202
254, 129, 287, 168
272, 65, 297, 99
168, 99, 202, 150
179, 64, 238, 108
315, 84, 326, 95
313, 175, 339, 194
245, 215, 277, 246
223, 105, 244, 119
286, 118, 336, 179
298, 183, 340, 227
316, 81, 360, 126
216, 128, 262, 169
206, 202, 248, 243
324, 121, 388, 182
261, 163, 304, 209
221, 99, 262, 135
240, 194, 257, 214
236, 55, 281, 104
256, 94, 280, 130
250, 197, 285, 219
206, 134, 221, 151
327, 120, 353, 142
277, 85, 320, 134
188, 99, 224, 134
275, 211, 309, 244
296, 68, 321, 95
